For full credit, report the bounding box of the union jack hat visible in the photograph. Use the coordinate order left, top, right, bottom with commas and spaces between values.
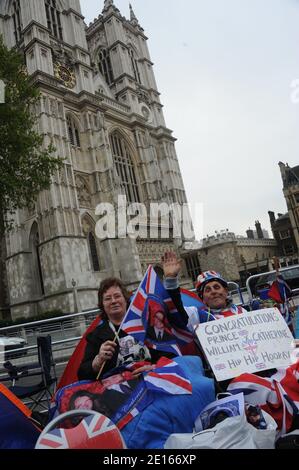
195, 271, 228, 297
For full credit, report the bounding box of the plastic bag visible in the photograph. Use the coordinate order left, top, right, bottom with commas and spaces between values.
164, 411, 277, 449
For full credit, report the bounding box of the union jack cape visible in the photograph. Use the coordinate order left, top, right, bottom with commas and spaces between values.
56, 315, 102, 391
57, 267, 199, 391
228, 362, 299, 434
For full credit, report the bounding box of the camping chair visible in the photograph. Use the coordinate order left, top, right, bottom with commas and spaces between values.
3, 335, 57, 415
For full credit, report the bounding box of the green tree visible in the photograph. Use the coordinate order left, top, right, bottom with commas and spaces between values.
0, 36, 63, 232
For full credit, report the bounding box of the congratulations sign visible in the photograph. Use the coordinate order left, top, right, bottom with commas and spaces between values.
194, 308, 295, 381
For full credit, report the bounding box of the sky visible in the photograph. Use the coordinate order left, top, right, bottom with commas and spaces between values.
81, 0, 299, 241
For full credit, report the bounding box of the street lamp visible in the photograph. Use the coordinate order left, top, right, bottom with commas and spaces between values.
71, 279, 80, 313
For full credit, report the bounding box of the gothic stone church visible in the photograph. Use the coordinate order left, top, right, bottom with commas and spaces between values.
0, 0, 199, 320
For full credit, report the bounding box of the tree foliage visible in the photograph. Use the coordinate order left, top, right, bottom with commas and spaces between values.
0, 36, 63, 231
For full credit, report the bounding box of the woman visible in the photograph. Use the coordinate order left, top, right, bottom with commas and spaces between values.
78, 277, 180, 381
68, 388, 133, 419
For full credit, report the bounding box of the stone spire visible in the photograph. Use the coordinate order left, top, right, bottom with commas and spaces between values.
129, 3, 139, 26
103, 0, 114, 9
102, 0, 120, 17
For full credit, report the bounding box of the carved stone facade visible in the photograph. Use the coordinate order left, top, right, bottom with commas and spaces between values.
268, 211, 298, 266
199, 232, 278, 285
0, 0, 194, 319
278, 162, 299, 254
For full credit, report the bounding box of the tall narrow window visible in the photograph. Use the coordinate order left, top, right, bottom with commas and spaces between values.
184, 254, 201, 282
88, 232, 100, 272
12, 0, 23, 44
129, 49, 141, 84
67, 116, 80, 147
45, 0, 63, 40
110, 132, 140, 203
98, 49, 114, 85
29, 223, 45, 296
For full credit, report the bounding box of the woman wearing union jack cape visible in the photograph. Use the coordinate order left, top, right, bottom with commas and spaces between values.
54, 273, 215, 449
77, 277, 182, 381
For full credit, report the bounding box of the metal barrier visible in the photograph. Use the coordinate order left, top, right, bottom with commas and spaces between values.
0, 309, 100, 368
296, 306, 299, 339
246, 266, 299, 301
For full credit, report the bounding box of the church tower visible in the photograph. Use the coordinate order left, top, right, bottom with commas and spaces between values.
0, 1, 197, 320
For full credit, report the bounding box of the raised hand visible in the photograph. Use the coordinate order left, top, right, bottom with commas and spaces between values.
161, 251, 182, 278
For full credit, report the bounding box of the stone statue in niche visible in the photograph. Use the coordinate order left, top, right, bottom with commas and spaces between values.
81, 217, 92, 236
95, 110, 109, 148
51, 42, 76, 66
112, 166, 122, 191
96, 110, 106, 131
137, 88, 151, 106
75, 175, 92, 207
59, 167, 67, 186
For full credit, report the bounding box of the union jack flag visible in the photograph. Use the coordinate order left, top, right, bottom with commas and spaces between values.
268, 275, 293, 327
36, 413, 125, 449
242, 337, 258, 356
113, 357, 192, 430
144, 357, 192, 395
121, 265, 193, 356
268, 275, 292, 304
228, 362, 299, 434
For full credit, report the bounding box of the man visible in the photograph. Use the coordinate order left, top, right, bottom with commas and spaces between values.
162, 251, 247, 332
147, 304, 173, 342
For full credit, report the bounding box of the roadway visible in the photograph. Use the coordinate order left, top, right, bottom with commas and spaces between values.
0, 360, 67, 388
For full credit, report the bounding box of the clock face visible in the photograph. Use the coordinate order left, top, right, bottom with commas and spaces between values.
54, 62, 76, 89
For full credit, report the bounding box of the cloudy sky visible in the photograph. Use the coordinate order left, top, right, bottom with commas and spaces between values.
81, 0, 299, 240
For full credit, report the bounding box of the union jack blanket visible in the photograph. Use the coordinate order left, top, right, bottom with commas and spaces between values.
228, 361, 299, 434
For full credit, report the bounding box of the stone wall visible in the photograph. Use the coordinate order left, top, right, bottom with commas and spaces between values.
199, 241, 240, 281
199, 239, 278, 282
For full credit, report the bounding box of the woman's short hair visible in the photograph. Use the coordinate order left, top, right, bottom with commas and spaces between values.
68, 390, 112, 419
68, 390, 95, 410
98, 277, 130, 317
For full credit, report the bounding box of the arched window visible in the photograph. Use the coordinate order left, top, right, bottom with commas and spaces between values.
29, 223, 45, 296
184, 254, 201, 282
12, 0, 23, 44
129, 49, 141, 84
45, 0, 63, 40
98, 49, 114, 85
82, 216, 101, 272
88, 232, 100, 272
110, 132, 141, 203
67, 116, 80, 147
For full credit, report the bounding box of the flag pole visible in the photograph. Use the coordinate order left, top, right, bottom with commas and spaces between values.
273, 256, 280, 277
273, 256, 296, 325
95, 332, 118, 381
